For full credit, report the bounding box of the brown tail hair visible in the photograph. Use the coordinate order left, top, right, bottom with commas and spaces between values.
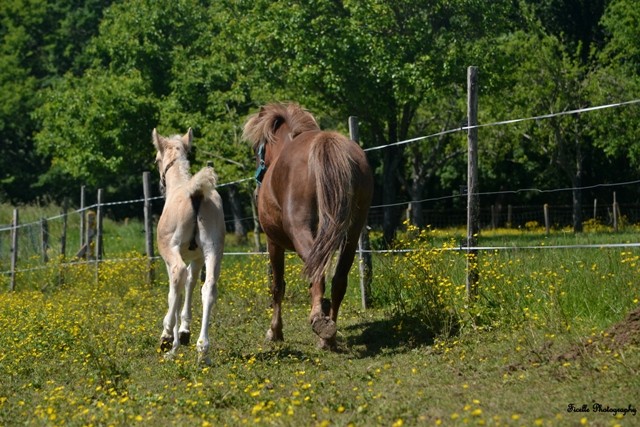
304, 132, 356, 283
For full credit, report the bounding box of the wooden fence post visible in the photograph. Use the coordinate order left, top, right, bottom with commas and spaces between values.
41, 218, 49, 263
61, 198, 68, 260
613, 192, 617, 230
544, 204, 550, 235
466, 66, 480, 300
95, 189, 103, 284
349, 115, 372, 309
10, 209, 19, 291
80, 185, 86, 249
143, 172, 155, 284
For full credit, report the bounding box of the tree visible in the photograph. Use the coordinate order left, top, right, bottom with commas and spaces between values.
0, 0, 111, 202
35, 69, 158, 200
586, 0, 640, 168
237, 0, 523, 243
484, 30, 598, 232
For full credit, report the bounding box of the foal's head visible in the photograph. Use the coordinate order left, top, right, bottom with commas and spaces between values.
152, 128, 193, 194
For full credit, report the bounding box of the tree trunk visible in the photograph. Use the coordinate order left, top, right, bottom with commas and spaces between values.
227, 183, 247, 244
572, 140, 584, 233
382, 145, 401, 245
408, 150, 426, 228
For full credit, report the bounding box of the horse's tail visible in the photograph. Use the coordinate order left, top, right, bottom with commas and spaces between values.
304, 132, 357, 283
188, 167, 217, 198
187, 167, 218, 250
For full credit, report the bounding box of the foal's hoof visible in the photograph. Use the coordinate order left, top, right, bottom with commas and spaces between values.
265, 329, 284, 343
179, 331, 191, 346
197, 352, 212, 367
160, 337, 173, 353
311, 316, 337, 340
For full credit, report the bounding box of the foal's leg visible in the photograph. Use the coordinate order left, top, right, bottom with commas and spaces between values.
196, 248, 222, 366
266, 241, 285, 342
161, 255, 187, 355
179, 258, 204, 346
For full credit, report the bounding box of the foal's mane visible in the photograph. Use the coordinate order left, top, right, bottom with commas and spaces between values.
243, 103, 320, 150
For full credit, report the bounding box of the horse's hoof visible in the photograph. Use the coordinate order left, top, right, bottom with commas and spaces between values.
311, 316, 337, 340
179, 331, 191, 346
318, 337, 338, 351
265, 329, 284, 342
197, 352, 212, 366
160, 337, 173, 353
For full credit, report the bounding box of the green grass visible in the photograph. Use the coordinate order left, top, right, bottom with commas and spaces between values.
1, 211, 639, 426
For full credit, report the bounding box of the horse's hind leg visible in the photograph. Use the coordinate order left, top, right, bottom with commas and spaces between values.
290, 231, 337, 346
266, 241, 285, 342
318, 241, 359, 350
196, 249, 221, 366
161, 258, 187, 355
179, 259, 203, 346
309, 275, 337, 346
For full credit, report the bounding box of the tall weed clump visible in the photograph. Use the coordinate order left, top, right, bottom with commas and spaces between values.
373, 224, 465, 340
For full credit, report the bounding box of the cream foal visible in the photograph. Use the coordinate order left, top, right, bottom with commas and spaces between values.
152, 128, 225, 365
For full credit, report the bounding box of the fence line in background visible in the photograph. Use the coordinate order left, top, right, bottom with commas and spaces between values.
3, 92, 640, 291
5, 241, 640, 281
363, 98, 640, 153
2, 177, 639, 233
2, 181, 639, 289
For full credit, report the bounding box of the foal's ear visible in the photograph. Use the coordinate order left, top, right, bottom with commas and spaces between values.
152, 128, 162, 151
182, 128, 194, 152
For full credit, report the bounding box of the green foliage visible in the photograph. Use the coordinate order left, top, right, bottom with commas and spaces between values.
34, 69, 158, 196
0, 0, 112, 202
374, 225, 462, 338
1, 0, 639, 237
585, 0, 640, 166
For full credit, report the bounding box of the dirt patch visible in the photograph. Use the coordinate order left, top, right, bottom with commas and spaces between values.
506, 305, 640, 372
554, 305, 640, 362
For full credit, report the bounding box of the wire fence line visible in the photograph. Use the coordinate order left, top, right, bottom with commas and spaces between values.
363, 98, 640, 152
1, 177, 638, 235
4, 238, 640, 281
3, 97, 639, 232
2, 98, 640, 286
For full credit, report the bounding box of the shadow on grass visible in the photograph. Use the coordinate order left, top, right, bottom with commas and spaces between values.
343, 314, 444, 358
226, 345, 309, 363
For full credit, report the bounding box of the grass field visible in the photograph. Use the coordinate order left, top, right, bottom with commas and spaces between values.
1, 215, 639, 426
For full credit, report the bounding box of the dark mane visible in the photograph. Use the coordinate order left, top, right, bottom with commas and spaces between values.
243, 103, 320, 150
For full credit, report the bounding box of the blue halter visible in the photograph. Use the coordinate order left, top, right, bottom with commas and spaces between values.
254, 143, 267, 186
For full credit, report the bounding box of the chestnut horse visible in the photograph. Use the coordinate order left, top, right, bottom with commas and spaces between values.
152, 128, 225, 365
243, 103, 373, 350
